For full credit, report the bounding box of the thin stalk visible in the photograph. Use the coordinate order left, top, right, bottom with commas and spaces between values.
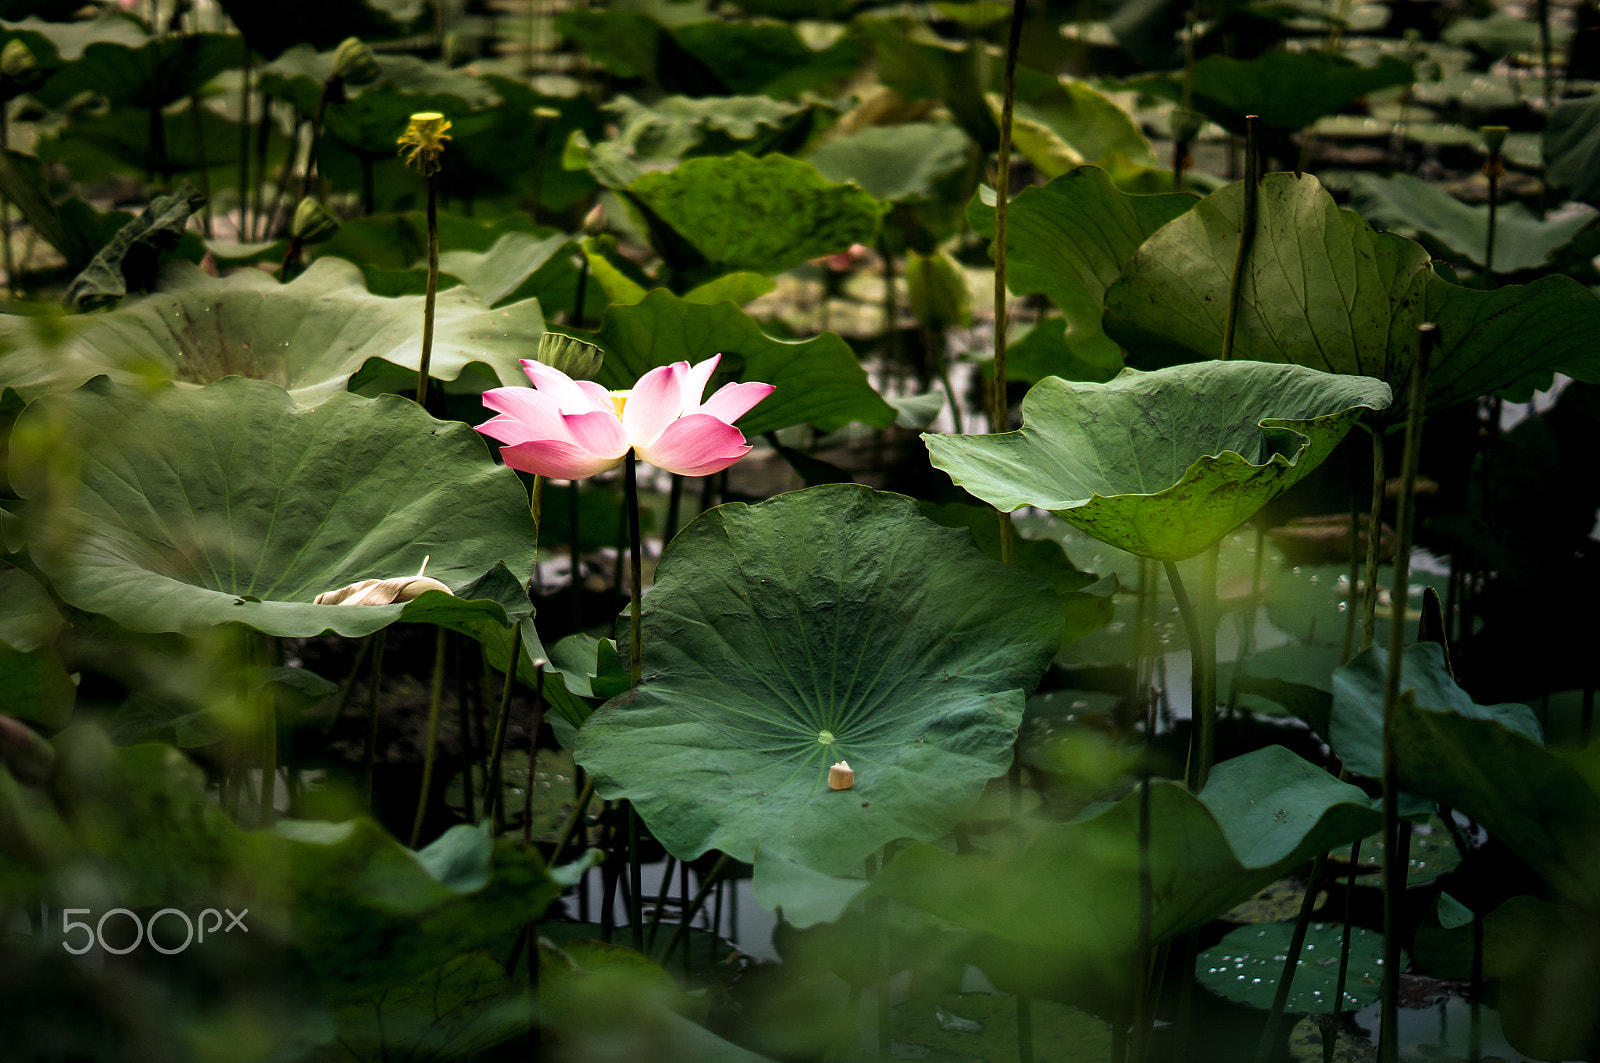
1361, 426, 1386, 651
300, 76, 336, 207
1538, 0, 1554, 110
1, 105, 14, 297
1197, 542, 1218, 788
237, 42, 251, 239
1254, 855, 1328, 1063
645, 854, 679, 951
991, 0, 1028, 570
189, 95, 213, 237
629, 805, 643, 949
361, 629, 388, 813
257, 635, 277, 824
1379, 324, 1435, 1063
522, 663, 547, 846
864, 851, 890, 1057
625, 452, 644, 685
409, 626, 449, 848
481, 620, 524, 829
1483, 144, 1503, 289
656, 853, 730, 965
1221, 115, 1260, 362
1343, 459, 1362, 663
250, 97, 271, 240
549, 775, 596, 865
1324, 838, 1362, 1063
1129, 778, 1154, 1063
1469, 909, 1484, 1062
663, 473, 684, 545
416, 168, 439, 406
457, 636, 477, 822
570, 478, 583, 629
1163, 559, 1215, 790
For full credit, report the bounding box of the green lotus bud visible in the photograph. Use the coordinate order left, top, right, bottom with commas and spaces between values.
291, 197, 340, 244
1480, 125, 1509, 154
1169, 108, 1205, 144
1, 38, 38, 81
333, 36, 380, 87
906, 249, 973, 332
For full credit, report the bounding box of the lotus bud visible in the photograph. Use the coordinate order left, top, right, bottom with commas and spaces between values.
1169, 108, 1204, 145
314, 557, 455, 606
333, 36, 381, 87
397, 111, 452, 176
828, 760, 854, 790
1, 38, 38, 81
291, 197, 340, 244
583, 201, 607, 236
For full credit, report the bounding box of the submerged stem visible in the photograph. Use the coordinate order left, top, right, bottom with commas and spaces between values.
1379, 324, 1435, 1063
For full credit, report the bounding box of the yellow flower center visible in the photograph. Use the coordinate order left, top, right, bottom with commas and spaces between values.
608, 391, 630, 418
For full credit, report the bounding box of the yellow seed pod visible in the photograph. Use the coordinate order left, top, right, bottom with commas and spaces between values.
398, 111, 452, 175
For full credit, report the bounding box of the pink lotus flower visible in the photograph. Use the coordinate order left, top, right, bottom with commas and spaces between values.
477, 355, 774, 479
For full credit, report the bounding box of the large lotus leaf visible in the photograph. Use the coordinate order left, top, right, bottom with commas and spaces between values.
1545, 91, 1600, 207
260, 45, 497, 120
805, 122, 973, 203
1481, 895, 1600, 1061
968, 166, 1197, 369
0, 258, 544, 405
570, 288, 894, 434
625, 152, 884, 277
923, 361, 1391, 562
39, 101, 293, 191
0, 13, 148, 67
308, 210, 542, 272
607, 93, 812, 162
998, 75, 1159, 180
1330, 643, 1600, 910
1103, 172, 1600, 416
871, 746, 1379, 1003
10, 376, 537, 639
574, 485, 1061, 886
1124, 51, 1414, 132
32, 32, 243, 110
0, 566, 72, 728
1104, 172, 1431, 382
435, 231, 581, 309
1351, 172, 1600, 273
245, 819, 595, 1002
65, 180, 205, 311
852, 17, 997, 149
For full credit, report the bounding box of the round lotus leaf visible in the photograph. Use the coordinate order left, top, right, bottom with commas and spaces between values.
924, 361, 1391, 562
0, 257, 544, 406
573, 484, 1061, 878
1197, 920, 1389, 1013
10, 376, 537, 638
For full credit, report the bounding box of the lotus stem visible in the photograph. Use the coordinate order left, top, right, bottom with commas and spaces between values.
1255, 854, 1328, 1063
1481, 127, 1506, 288
417, 168, 438, 405
522, 662, 546, 846
1129, 778, 1154, 1063
361, 629, 387, 813
1379, 323, 1435, 1063
409, 625, 448, 848
1325, 837, 1362, 1063
549, 774, 596, 865
458, 636, 477, 822
237, 41, 251, 239
1221, 115, 1260, 362
625, 452, 644, 685
645, 854, 678, 951
1361, 425, 1385, 651
257, 634, 276, 825
1470, 909, 1484, 1061
629, 805, 643, 949
481, 620, 524, 830
657, 852, 730, 965
570, 479, 583, 629
1163, 557, 1216, 790
1, 104, 14, 298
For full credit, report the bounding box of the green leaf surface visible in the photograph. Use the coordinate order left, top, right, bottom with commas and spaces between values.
329, 951, 530, 1063
1103, 172, 1600, 415
65, 180, 205, 311
11, 377, 537, 638
924, 361, 1389, 561
33, 32, 243, 109
0, 257, 544, 405
805, 122, 973, 203
1351, 172, 1600, 273
1331, 644, 1600, 909
571, 288, 894, 434
1125, 51, 1414, 132
1198, 921, 1387, 1012
969, 166, 1196, 367
626, 153, 883, 277
606, 93, 812, 162
872, 746, 1379, 1004
435, 230, 580, 308
246, 817, 594, 1002
671, 18, 862, 98
892, 993, 1112, 1061
1000, 76, 1158, 178
574, 485, 1061, 889
1544, 90, 1600, 206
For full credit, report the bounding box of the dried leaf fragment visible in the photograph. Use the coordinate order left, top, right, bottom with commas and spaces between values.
313, 557, 454, 606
